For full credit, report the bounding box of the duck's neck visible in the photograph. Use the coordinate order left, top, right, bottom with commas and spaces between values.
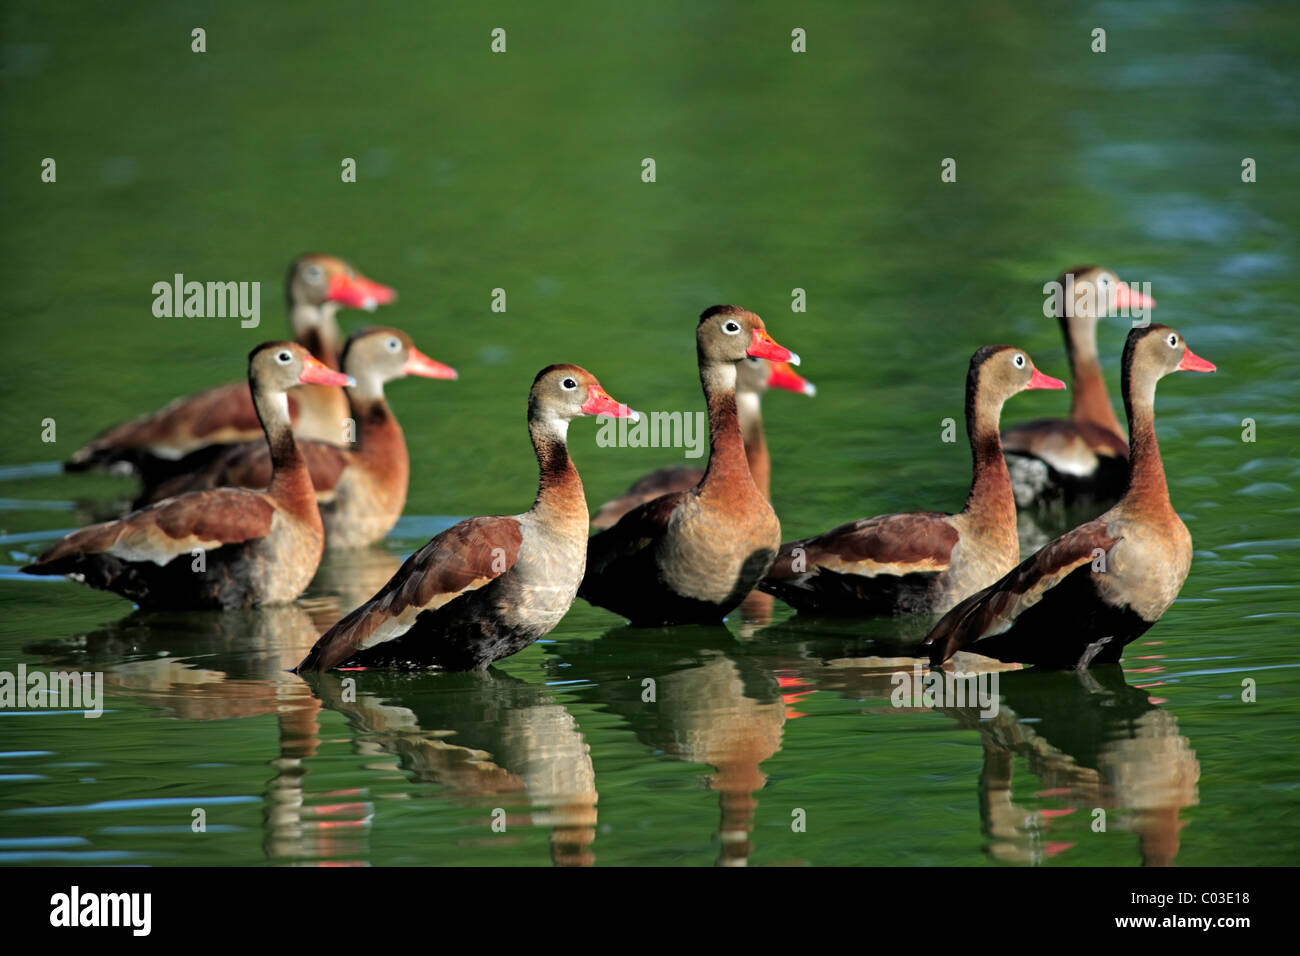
290, 302, 343, 370
961, 382, 1016, 530
737, 391, 771, 499
700, 361, 757, 496
347, 385, 408, 491
528, 417, 586, 525
254, 385, 319, 524
1065, 319, 1124, 436
1121, 371, 1172, 515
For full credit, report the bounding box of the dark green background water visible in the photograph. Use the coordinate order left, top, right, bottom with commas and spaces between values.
1, 1, 1296, 865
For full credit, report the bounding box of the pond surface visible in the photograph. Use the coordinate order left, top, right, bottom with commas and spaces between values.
1, 1, 1297, 865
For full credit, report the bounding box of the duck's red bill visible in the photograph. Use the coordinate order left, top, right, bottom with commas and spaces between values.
767, 361, 816, 396
358, 276, 397, 307
403, 347, 457, 380
1115, 283, 1156, 310
582, 386, 638, 420
1027, 368, 1067, 390
299, 354, 355, 387
327, 271, 396, 311
1177, 347, 1216, 372
748, 328, 800, 365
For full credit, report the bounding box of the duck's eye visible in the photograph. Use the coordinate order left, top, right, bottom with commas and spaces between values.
1097, 274, 1112, 288
276, 350, 293, 364
1167, 333, 1179, 348
745, 355, 761, 365
304, 265, 322, 282
1013, 354, 1026, 368
722, 320, 741, 335
385, 337, 401, 353
561, 377, 578, 390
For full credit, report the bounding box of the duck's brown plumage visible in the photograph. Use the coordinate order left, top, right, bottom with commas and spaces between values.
24, 343, 349, 609
579, 306, 800, 626
589, 357, 812, 530
923, 324, 1214, 669
133, 328, 457, 548
295, 364, 635, 671
759, 346, 1065, 617
1001, 266, 1153, 508
64, 255, 394, 476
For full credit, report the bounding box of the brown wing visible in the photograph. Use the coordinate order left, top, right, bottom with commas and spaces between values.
1002, 418, 1128, 469
26, 489, 277, 570
922, 519, 1119, 664
590, 466, 703, 530
295, 515, 524, 671
140, 439, 351, 505
766, 512, 960, 582
67, 381, 303, 466
584, 491, 686, 576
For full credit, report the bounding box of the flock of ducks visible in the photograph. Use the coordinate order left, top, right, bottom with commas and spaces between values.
23, 255, 1215, 673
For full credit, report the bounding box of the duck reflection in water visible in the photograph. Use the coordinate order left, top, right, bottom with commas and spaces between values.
548, 625, 790, 866
737, 623, 1197, 866
298, 543, 403, 632
932, 663, 1199, 866
22, 605, 339, 861
23, 603, 322, 723
301, 670, 598, 866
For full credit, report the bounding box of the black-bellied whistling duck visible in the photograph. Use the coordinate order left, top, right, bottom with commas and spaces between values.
922, 324, 1215, 669
136, 327, 457, 547
1001, 266, 1155, 508
590, 357, 814, 530
65, 254, 393, 477
578, 306, 800, 627
759, 346, 1065, 617
294, 366, 637, 671
23, 343, 353, 608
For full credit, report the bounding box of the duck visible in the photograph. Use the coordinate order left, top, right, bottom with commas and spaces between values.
64, 254, 393, 478
578, 306, 799, 627
293, 365, 637, 671
23, 343, 353, 609
591, 356, 814, 530
134, 327, 457, 547
758, 346, 1065, 617
921, 324, 1215, 669
1001, 266, 1155, 509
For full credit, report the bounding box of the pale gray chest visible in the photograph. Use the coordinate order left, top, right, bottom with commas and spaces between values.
513, 514, 587, 627
943, 515, 1020, 609
657, 493, 780, 602
255, 511, 322, 604
1095, 514, 1192, 621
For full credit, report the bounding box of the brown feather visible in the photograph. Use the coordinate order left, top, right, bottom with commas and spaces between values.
31, 489, 278, 567
585, 492, 686, 577
769, 512, 959, 579
1002, 417, 1128, 463
69, 382, 267, 463
296, 516, 524, 670
922, 519, 1118, 663
140, 437, 351, 504
590, 467, 703, 531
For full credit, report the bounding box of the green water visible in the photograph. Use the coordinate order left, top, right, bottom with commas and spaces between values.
1, 1, 1297, 865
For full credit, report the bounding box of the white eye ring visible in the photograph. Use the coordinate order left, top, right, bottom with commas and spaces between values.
1098, 274, 1112, 287
561, 377, 578, 390
1013, 354, 1026, 368
1167, 333, 1179, 348
385, 337, 402, 352
304, 265, 322, 281
276, 350, 293, 364
722, 320, 742, 335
